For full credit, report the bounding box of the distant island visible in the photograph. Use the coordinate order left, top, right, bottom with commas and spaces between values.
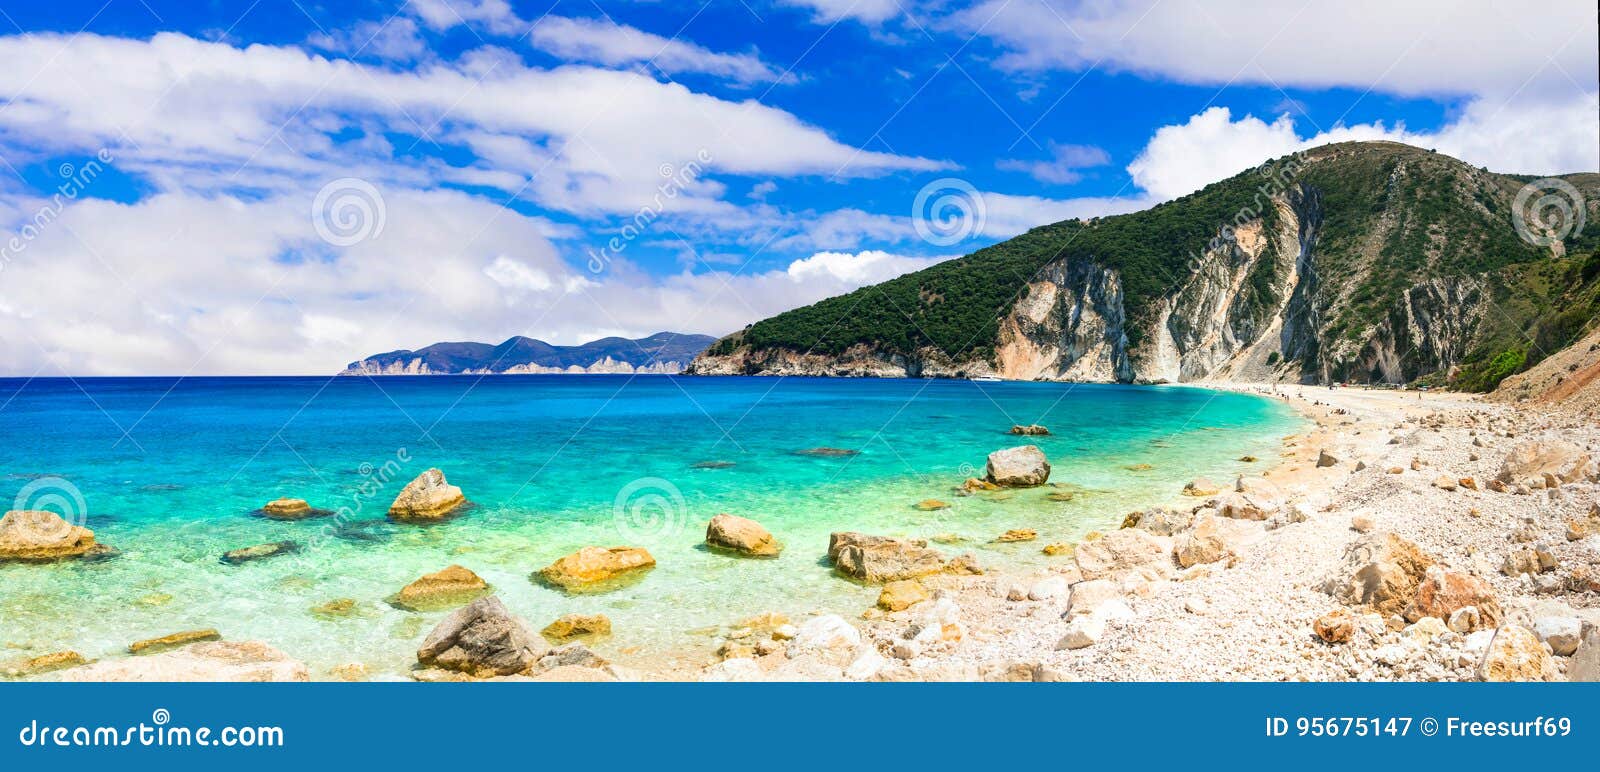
340, 332, 718, 375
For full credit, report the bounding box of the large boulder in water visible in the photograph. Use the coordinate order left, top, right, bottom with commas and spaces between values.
828, 532, 979, 583
62, 641, 308, 682
705, 514, 782, 557
388, 468, 467, 522
393, 565, 491, 611
417, 596, 543, 678
984, 445, 1050, 487
0, 510, 98, 562
535, 546, 656, 593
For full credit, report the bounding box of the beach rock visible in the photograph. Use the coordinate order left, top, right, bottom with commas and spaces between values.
1322, 532, 1435, 616
844, 649, 887, 680
1478, 625, 1552, 682
0, 510, 98, 562
1027, 575, 1070, 601
1496, 440, 1592, 484
1174, 514, 1252, 568
1569, 626, 1600, 681
984, 445, 1050, 487
790, 615, 860, 651
1009, 424, 1050, 436
259, 498, 319, 520
535, 642, 609, 673
62, 641, 308, 682
1316, 449, 1339, 468
328, 663, 370, 681
995, 528, 1037, 543
1531, 617, 1581, 656
1405, 568, 1502, 628
828, 532, 978, 583
1063, 579, 1120, 618
1313, 609, 1356, 644
1056, 615, 1107, 650
541, 613, 612, 643
700, 658, 764, 682
1501, 547, 1556, 576
219, 540, 299, 565
1350, 515, 1375, 532
960, 478, 1000, 493
129, 629, 221, 654
877, 580, 929, 611
535, 546, 656, 593
387, 468, 467, 521
417, 596, 541, 678
1431, 475, 1458, 491
1211, 491, 1276, 521
1447, 607, 1482, 633
394, 564, 491, 611
705, 514, 782, 557
1182, 478, 1222, 497
1123, 506, 1193, 536
913, 499, 949, 511
1403, 616, 1448, 644
1041, 542, 1074, 556
2, 650, 86, 678
1074, 528, 1174, 582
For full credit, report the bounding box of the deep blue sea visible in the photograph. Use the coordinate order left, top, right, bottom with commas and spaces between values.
0, 375, 1302, 676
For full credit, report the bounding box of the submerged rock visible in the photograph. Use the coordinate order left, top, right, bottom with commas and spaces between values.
690, 460, 737, 469
985, 445, 1051, 487
394, 565, 492, 611
3, 650, 87, 678
219, 541, 299, 565
416, 596, 542, 678
794, 447, 860, 457
0, 510, 99, 562
828, 531, 979, 583
258, 498, 328, 521
128, 629, 222, 655
705, 513, 782, 557
64, 641, 308, 682
914, 499, 950, 511
535, 546, 656, 593
541, 613, 612, 643
387, 468, 468, 522
994, 528, 1037, 543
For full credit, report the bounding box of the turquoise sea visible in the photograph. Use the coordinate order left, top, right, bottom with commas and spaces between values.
0, 375, 1302, 677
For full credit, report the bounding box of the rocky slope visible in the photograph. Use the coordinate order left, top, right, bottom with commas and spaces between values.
690, 142, 1600, 390
342, 332, 716, 375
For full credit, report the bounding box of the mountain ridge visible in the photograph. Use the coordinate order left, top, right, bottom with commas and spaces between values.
341, 332, 717, 375
689, 141, 1600, 391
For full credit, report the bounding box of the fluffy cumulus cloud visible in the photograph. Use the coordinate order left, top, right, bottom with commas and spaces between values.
998, 142, 1111, 185
779, 0, 903, 24
528, 16, 785, 86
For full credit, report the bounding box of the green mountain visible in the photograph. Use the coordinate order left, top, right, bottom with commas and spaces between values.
690, 141, 1600, 390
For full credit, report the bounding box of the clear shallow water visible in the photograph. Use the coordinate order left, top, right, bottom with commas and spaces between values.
0, 375, 1302, 677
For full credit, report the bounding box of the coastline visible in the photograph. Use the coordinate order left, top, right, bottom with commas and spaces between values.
5, 381, 1595, 682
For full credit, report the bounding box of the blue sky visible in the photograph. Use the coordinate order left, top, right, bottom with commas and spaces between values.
0, 0, 1594, 374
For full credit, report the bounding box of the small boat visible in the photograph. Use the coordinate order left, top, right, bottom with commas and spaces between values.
970, 375, 1003, 382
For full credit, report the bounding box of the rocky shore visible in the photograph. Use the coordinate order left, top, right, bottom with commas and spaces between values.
7, 385, 1597, 683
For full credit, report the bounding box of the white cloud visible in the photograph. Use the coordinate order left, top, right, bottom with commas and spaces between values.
307, 17, 429, 62
780, 0, 902, 24
1129, 97, 1600, 200
997, 142, 1110, 184
957, 0, 1596, 99
0, 32, 944, 217
408, 0, 524, 36
528, 16, 785, 86
785, 249, 949, 283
